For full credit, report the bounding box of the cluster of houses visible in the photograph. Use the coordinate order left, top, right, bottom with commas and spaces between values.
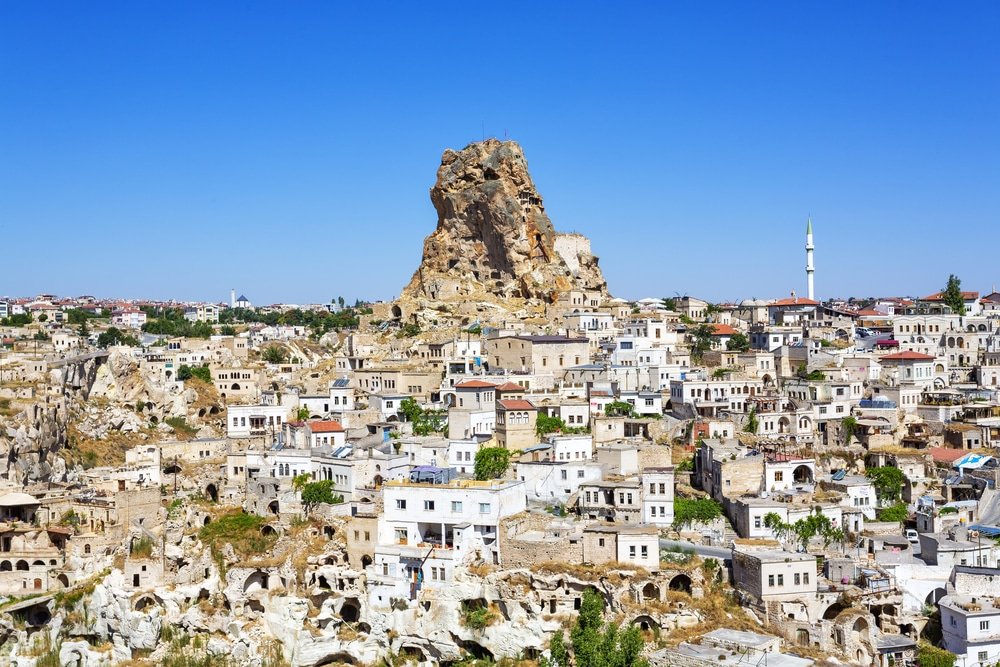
6, 283, 1000, 666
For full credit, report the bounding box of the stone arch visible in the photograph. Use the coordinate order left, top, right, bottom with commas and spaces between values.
823, 602, 850, 619
261, 525, 277, 537
457, 639, 493, 661
361, 555, 373, 569
641, 582, 659, 600
84, 544, 91, 555
231, 383, 241, 391
926, 588, 946, 605
391, 305, 402, 320
135, 594, 160, 611
267, 500, 279, 515
203, 515, 211, 526
340, 597, 361, 622
323, 525, 335, 539
668, 573, 692, 593
793, 464, 813, 484
31, 560, 45, 567
243, 570, 269, 593
315, 654, 357, 666
205, 484, 218, 502
633, 614, 657, 631
57, 573, 70, 588
15, 560, 28, 571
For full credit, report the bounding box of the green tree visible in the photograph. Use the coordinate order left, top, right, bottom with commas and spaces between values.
295, 407, 311, 421
292, 473, 311, 491
942, 274, 966, 315
726, 332, 750, 352
842, 416, 858, 446
604, 401, 637, 418
262, 345, 289, 364
474, 447, 511, 481
300, 480, 343, 510
219, 325, 237, 336
866, 466, 906, 504
399, 397, 423, 423
689, 323, 714, 361
37, 313, 48, 322
744, 408, 759, 434
545, 629, 568, 667
673, 497, 723, 528
569, 589, 648, 667
96, 326, 139, 348
536, 413, 566, 437
177, 365, 212, 383
78, 320, 90, 338
878, 502, 909, 523
661, 297, 677, 311
918, 642, 956, 667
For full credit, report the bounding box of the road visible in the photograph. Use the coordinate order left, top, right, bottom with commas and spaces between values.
659, 539, 731, 561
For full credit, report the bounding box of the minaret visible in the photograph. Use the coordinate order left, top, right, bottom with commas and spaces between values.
805, 218, 815, 301
230, 289, 236, 308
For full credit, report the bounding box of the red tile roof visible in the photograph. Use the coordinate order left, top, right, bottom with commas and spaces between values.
856, 308, 882, 316
455, 380, 497, 389
498, 399, 536, 411
770, 297, 820, 307
881, 351, 935, 361
922, 291, 979, 301
308, 420, 344, 433
494, 382, 523, 391
710, 324, 738, 336
930, 447, 968, 463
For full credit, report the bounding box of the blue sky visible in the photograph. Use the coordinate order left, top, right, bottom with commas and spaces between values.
2, 2, 998, 305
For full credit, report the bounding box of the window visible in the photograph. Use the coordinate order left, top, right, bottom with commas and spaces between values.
479, 503, 491, 513
629, 546, 636, 558
794, 573, 801, 585
599, 538, 605, 547
981, 620, 990, 631
382, 563, 389, 575
451, 501, 462, 512
424, 500, 435, 511
803, 572, 809, 584
980, 652, 989, 662
640, 546, 648, 558
774, 471, 784, 481
394, 528, 408, 545
561, 470, 567, 480
777, 574, 784, 585
754, 516, 761, 528
396, 499, 407, 510
768, 575, 775, 587
577, 470, 585, 478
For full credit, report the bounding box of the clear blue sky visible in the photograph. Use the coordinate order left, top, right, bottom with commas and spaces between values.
2, 2, 998, 305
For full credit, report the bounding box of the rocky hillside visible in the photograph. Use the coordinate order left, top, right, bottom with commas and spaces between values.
401, 139, 608, 311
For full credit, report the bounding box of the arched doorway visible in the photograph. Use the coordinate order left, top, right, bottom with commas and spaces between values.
668, 574, 692, 593
642, 583, 659, 600
205, 484, 218, 502
267, 501, 279, 515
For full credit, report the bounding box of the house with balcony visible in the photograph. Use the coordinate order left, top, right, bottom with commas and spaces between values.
367, 475, 526, 608
227, 404, 288, 439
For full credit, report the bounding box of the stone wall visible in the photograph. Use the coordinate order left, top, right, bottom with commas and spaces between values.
499, 513, 583, 569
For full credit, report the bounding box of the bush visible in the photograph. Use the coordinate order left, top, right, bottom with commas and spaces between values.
165, 417, 198, 439
301, 480, 344, 509
177, 364, 212, 383
199, 512, 277, 562
877, 503, 909, 523
131, 536, 155, 558
460, 600, 497, 630
673, 497, 723, 528
262, 346, 289, 364
474, 447, 511, 481
918, 642, 956, 667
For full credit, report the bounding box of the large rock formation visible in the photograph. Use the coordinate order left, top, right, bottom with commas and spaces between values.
401, 139, 608, 311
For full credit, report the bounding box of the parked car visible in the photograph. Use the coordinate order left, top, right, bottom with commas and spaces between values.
905, 528, 919, 543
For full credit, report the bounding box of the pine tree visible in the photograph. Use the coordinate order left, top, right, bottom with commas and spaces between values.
942, 274, 966, 315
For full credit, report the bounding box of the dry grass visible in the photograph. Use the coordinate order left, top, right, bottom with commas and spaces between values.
659, 584, 762, 647
467, 562, 494, 577
65, 423, 153, 467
